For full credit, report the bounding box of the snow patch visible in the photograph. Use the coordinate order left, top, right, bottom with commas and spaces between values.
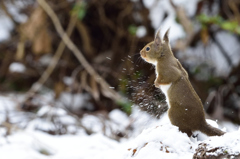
59, 93, 94, 111
0, 15, 14, 42
9, 62, 26, 73
0, 94, 239, 159
136, 26, 147, 38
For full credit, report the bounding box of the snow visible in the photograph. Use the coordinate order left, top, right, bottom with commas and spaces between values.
215, 31, 240, 67
0, 1, 28, 42
9, 62, 26, 73
142, 0, 240, 76
0, 94, 239, 158
142, 0, 200, 40
39, 54, 53, 66
1, 1, 240, 158
6, 2, 28, 23
59, 92, 94, 111
204, 131, 240, 154
109, 109, 129, 127
0, 15, 14, 42
143, 0, 186, 41
136, 26, 147, 38
181, 32, 240, 77
172, 0, 200, 16
63, 76, 73, 86
126, 126, 194, 159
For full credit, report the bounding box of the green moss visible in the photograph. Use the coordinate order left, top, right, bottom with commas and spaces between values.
197, 14, 240, 34
128, 25, 137, 36
72, 2, 87, 20
117, 100, 132, 115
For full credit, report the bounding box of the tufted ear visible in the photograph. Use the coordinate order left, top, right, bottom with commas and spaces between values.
154, 28, 162, 49
163, 28, 170, 43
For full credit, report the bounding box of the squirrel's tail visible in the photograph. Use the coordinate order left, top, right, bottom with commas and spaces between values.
200, 123, 225, 136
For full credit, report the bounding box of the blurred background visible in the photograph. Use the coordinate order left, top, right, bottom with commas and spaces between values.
0, 0, 240, 137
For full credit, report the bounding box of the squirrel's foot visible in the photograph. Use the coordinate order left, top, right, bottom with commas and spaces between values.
192, 133, 198, 138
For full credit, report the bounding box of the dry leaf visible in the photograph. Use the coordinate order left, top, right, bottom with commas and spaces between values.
32, 28, 52, 54
15, 37, 25, 60
132, 149, 137, 156
54, 81, 65, 99
201, 28, 209, 45
80, 70, 90, 92
19, 6, 52, 55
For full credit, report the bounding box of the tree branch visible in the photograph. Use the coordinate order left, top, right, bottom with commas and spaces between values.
37, 0, 123, 102
27, 14, 78, 96
210, 33, 232, 67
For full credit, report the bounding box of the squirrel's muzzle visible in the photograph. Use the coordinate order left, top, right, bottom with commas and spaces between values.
140, 50, 146, 58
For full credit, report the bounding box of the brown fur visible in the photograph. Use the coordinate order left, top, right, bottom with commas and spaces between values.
140, 28, 225, 137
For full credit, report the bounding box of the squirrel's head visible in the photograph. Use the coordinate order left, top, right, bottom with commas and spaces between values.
140, 28, 172, 65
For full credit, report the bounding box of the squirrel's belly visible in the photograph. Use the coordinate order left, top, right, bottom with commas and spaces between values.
160, 83, 172, 107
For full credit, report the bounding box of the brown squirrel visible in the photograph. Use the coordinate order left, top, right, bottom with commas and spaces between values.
140, 28, 225, 137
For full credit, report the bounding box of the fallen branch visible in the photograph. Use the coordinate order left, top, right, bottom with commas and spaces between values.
37, 0, 123, 102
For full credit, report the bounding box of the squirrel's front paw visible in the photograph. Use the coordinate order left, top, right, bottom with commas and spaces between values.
154, 80, 160, 88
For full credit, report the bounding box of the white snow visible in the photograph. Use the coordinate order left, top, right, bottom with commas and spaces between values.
204, 130, 240, 154
142, 0, 239, 76
143, 0, 186, 41
39, 54, 53, 66
0, 94, 239, 159
109, 109, 129, 127
63, 76, 73, 86
172, 0, 200, 16
0, 15, 14, 42
9, 62, 26, 73
126, 125, 195, 159
59, 92, 94, 111
0, 1, 28, 42
136, 26, 147, 38
6, 2, 28, 23
142, 0, 200, 40
181, 32, 240, 77
1, 1, 240, 158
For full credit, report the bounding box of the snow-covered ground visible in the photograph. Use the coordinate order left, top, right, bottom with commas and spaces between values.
1, 1, 240, 158
0, 94, 239, 159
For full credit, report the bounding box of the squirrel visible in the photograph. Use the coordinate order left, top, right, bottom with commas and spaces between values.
140, 28, 225, 137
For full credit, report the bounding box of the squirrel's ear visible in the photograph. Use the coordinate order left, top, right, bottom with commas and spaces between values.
154, 29, 162, 49
163, 28, 170, 43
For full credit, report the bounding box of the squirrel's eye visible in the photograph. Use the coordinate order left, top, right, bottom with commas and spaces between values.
146, 47, 150, 52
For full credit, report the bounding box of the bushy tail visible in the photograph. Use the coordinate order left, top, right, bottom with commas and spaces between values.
200, 123, 225, 136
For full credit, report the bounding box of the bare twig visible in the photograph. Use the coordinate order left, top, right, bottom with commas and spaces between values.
76, 21, 94, 55
228, 0, 240, 24
210, 33, 232, 66
37, 0, 123, 102
27, 14, 78, 97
